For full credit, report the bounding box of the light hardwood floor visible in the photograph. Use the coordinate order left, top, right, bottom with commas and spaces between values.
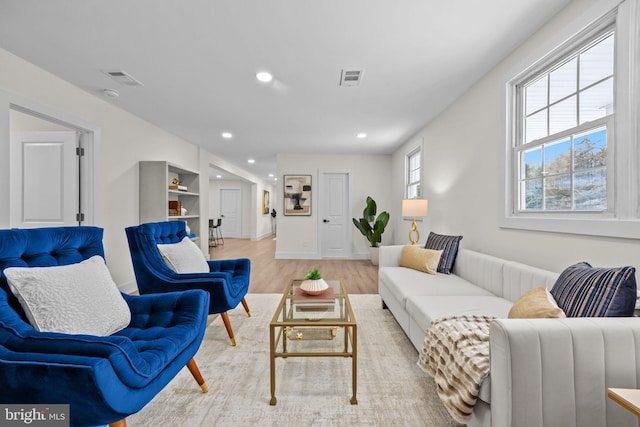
209, 235, 379, 294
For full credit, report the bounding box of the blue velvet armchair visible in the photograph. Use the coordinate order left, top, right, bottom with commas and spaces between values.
0, 226, 209, 427
125, 221, 251, 346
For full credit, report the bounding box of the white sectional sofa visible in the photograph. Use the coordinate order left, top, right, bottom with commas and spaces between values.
379, 245, 640, 427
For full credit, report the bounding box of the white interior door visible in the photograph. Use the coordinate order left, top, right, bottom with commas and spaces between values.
219, 188, 242, 238
10, 131, 78, 227
320, 172, 350, 258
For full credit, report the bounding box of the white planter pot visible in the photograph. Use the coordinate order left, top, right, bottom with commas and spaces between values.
300, 278, 329, 295
369, 247, 379, 266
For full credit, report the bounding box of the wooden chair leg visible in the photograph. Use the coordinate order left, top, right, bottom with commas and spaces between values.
221, 312, 236, 346
241, 297, 251, 317
109, 420, 127, 427
186, 358, 208, 393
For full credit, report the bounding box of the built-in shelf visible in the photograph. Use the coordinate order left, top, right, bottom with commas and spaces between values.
139, 161, 201, 241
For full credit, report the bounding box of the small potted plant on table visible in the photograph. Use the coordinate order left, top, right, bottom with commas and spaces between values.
300, 268, 329, 295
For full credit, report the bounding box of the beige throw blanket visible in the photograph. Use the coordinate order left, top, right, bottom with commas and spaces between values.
418, 315, 494, 424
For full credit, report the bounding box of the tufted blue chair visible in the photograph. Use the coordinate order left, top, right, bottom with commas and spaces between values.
0, 226, 210, 427
125, 221, 251, 346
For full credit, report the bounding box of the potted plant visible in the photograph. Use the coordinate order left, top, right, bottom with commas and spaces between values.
352, 196, 390, 265
300, 268, 329, 295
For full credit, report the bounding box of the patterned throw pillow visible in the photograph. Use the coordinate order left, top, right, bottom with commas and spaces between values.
424, 232, 463, 274
550, 262, 637, 317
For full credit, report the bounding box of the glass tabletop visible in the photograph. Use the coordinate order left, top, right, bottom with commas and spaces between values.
271, 279, 355, 326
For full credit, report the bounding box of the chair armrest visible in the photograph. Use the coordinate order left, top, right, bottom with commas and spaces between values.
207, 257, 251, 275
490, 318, 640, 427
122, 289, 209, 329
379, 245, 404, 267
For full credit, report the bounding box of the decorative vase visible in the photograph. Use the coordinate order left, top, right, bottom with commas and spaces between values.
369, 247, 379, 266
300, 278, 329, 296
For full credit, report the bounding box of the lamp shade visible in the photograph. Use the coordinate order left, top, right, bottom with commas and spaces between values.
402, 199, 428, 217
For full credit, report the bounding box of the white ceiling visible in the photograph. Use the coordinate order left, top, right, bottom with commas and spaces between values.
0, 0, 570, 182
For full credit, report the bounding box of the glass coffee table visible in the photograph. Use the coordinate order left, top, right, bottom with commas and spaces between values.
269, 278, 357, 405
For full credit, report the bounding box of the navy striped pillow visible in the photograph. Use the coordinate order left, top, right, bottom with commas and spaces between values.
550, 262, 637, 317
424, 232, 463, 274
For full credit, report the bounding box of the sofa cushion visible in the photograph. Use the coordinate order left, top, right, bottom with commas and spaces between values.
4, 255, 131, 336
424, 232, 463, 274
452, 249, 505, 297
502, 261, 559, 302
508, 287, 566, 318
399, 246, 442, 274
379, 267, 494, 308
407, 295, 513, 333
550, 262, 636, 317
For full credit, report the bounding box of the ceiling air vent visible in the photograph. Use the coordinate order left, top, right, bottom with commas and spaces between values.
101, 69, 144, 87
340, 69, 363, 86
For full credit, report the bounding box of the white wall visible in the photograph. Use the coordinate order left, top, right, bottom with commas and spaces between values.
276, 153, 393, 259
391, 0, 640, 273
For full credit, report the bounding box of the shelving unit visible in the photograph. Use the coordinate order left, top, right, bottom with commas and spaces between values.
139, 161, 200, 243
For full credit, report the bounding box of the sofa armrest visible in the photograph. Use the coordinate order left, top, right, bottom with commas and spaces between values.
379, 245, 405, 267
490, 318, 640, 427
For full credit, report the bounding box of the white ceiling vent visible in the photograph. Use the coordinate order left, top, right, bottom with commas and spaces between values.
101, 69, 144, 87
340, 69, 363, 86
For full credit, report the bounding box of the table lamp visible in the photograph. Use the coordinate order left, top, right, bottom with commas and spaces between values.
402, 199, 428, 245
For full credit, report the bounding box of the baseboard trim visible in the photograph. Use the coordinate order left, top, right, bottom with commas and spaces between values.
275, 251, 320, 260
276, 251, 371, 260
252, 232, 274, 241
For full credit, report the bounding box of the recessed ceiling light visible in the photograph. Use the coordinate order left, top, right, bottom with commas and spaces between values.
357, 133, 367, 139
248, 159, 256, 164
256, 71, 273, 83
221, 132, 233, 139
216, 175, 222, 179
268, 174, 274, 177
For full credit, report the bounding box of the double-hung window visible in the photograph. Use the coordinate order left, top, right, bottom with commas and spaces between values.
518, 30, 613, 212
502, 0, 640, 238
406, 147, 421, 199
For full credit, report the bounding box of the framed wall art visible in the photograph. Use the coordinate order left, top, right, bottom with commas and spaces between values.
262, 190, 270, 215
283, 175, 311, 216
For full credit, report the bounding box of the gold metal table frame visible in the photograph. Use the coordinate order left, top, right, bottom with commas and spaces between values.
269, 279, 357, 405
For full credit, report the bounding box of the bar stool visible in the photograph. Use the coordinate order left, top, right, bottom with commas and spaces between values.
213, 218, 224, 245
208, 219, 218, 247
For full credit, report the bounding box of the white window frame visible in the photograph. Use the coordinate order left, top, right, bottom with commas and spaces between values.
500, 0, 640, 239
405, 145, 422, 199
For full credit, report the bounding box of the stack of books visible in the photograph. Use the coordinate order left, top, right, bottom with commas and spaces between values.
292, 286, 335, 312
168, 184, 188, 191
168, 200, 182, 216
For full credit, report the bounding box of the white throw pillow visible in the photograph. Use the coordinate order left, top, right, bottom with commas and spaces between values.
4, 255, 131, 336
157, 236, 209, 273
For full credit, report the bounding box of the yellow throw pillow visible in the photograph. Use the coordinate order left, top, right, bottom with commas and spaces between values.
508, 286, 566, 319
399, 246, 443, 275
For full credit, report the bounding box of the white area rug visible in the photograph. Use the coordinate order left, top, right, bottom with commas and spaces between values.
127, 294, 461, 426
